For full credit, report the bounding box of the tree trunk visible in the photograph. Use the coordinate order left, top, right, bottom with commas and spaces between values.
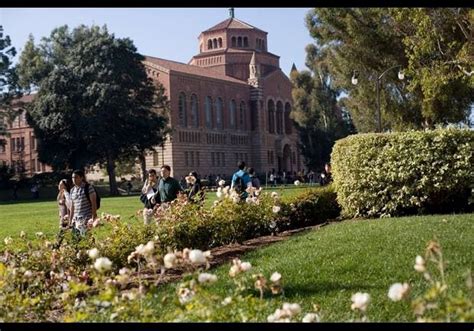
107, 154, 120, 196
138, 151, 147, 182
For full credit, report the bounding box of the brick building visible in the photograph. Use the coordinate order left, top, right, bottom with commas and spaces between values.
0, 13, 303, 180
143, 15, 302, 179
0, 94, 52, 176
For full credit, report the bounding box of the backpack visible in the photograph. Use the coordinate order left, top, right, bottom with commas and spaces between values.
84, 182, 101, 210
234, 175, 245, 194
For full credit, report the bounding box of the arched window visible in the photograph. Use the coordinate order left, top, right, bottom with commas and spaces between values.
276, 101, 283, 134
243, 37, 249, 47
208, 39, 213, 50
213, 38, 218, 49
215, 97, 223, 130
256, 38, 260, 49
229, 99, 236, 129
237, 36, 242, 47
262, 40, 266, 51
178, 92, 187, 127
205, 96, 213, 129
231, 37, 236, 47
285, 102, 292, 134
191, 94, 199, 128
218, 38, 223, 48
239, 101, 246, 130
267, 100, 275, 134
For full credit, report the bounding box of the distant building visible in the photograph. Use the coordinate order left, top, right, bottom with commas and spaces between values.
143, 14, 302, 178
0, 94, 52, 176
0, 12, 303, 180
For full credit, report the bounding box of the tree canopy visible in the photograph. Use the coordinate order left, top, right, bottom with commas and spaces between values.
17, 25, 169, 194
304, 8, 473, 132
0, 25, 21, 145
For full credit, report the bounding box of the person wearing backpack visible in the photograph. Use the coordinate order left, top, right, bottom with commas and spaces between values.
70, 170, 99, 237
231, 161, 252, 200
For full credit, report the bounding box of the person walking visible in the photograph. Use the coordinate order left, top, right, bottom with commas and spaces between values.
230, 161, 252, 200
151, 165, 183, 207
57, 179, 72, 229
70, 170, 98, 237
248, 167, 261, 189
186, 171, 204, 204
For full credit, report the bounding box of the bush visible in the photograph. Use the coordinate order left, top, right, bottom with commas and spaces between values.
331, 128, 474, 218
278, 185, 340, 231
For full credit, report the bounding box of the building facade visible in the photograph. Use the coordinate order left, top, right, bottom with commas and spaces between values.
143, 16, 302, 179
0, 14, 303, 181
0, 94, 52, 176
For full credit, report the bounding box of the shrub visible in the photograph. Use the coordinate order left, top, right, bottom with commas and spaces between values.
278, 185, 340, 231
331, 128, 474, 218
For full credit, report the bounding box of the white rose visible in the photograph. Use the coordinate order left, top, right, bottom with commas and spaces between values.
23, 270, 33, 279
388, 282, 410, 301
3, 236, 12, 245
229, 265, 240, 277
94, 257, 112, 273
87, 248, 100, 260
143, 241, 155, 255
272, 205, 281, 213
240, 262, 252, 272
302, 313, 320, 323
189, 249, 207, 265
283, 302, 301, 316
294, 180, 301, 186
198, 273, 218, 284
163, 253, 177, 269
218, 179, 226, 187
221, 297, 232, 306
414, 255, 426, 272
270, 272, 282, 283
271, 192, 279, 198
351, 292, 370, 312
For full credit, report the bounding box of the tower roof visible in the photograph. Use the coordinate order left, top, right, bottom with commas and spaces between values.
202, 18, 267, 34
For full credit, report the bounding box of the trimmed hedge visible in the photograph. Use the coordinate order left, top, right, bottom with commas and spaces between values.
331, 128, 474, 218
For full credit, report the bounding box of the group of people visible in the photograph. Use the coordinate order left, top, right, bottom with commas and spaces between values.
55, 161, 332, 234
267, 163, 332, 187
139, 161, 261, 223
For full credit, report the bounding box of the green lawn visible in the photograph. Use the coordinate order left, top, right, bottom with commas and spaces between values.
0, 185, 315, 240
147, 213, 474, 321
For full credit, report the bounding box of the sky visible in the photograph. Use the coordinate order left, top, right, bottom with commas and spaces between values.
1, 8, 314, 76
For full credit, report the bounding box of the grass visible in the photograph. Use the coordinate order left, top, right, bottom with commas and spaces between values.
0, 185, 315, 240
147, 213, 474, 321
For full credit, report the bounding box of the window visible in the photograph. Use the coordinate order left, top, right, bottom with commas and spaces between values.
190, 151, 194, 166
285, 103, 293, 134
153, 151, 159, 166
267, 100, 275, 133
32, 159, 36, 172
16, 138, 20, 152
239, 101, 246, 130
231, 37, 236, 47
11, 138, 15, 152
243, 37, 249, 47
276, 101, 283, 134
185, 152, 189, 167
213, 38, 218, 49
196, 151, 200, 166
205, 96, 213, 129
237, 36, 242, 47
211, 152, 215, 166
215, 98, 223, 130
21, 137, 25, 151
222, 152, 225, 166
216, 152, 220, 166
218, 38, 222, 48
208, 39, 213, 49
191, 94, 199, 128
178, 92, 187, 127
229, 100, 236, 129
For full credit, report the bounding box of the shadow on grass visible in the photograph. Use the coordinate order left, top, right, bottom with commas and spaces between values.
282, 281, 382, 299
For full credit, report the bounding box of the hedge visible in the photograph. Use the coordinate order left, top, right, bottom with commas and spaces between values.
331, 128, 474, 218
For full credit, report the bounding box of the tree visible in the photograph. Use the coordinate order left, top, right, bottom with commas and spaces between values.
290, 62, 349, 170
305, 8, 473, 132
391, 8, 473, 127
0, 25, 21, 146
17, 25, 169, 195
